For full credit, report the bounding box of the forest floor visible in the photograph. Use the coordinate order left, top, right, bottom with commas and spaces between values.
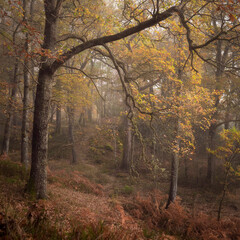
0, 122, 240, 239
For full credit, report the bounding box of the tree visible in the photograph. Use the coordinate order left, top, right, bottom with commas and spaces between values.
21, 0, 35, 168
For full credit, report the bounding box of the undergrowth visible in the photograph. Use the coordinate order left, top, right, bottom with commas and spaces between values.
0, 157, 29, 182
0, 199, 143, 240
1, 141, 240, 239
2, 188, 239, 239
123, 190, 240, 240
48, 169, 104, 196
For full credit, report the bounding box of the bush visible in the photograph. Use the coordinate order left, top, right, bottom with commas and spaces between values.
0, 158, 29, 181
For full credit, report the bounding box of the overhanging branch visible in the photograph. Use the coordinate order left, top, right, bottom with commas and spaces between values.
52, 5, 180, 72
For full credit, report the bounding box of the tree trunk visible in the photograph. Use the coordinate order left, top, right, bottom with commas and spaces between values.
218, 164, 230, 221
224, 101, 230, 130
26, 69, 53, 198
21, 0, 31, 167
68, 107, 77, 164
166, 152, 179, 208
87, 108, 91, 122
55, 105, 61, 134
50, 104, 55, 123
166, 69, 181, 208
55, 78, 62, 134
121, 115, 132, 170
103, 98, 106, 118
206, 127, 215, 185
26, 0, 59, 198
206, 34, 229, 185
1, 60, 19, 155
166, 120, 180, 208
192, 152, 199, 186
79, 111, 86, 127
113, 127, 117, 162
21, 45, 30, 167
2, 117, 13, 156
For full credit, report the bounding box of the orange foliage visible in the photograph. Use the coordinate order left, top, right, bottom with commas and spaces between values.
124, 190, 240, 240
1, 182, 240, 239
48, 169, 104, 196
